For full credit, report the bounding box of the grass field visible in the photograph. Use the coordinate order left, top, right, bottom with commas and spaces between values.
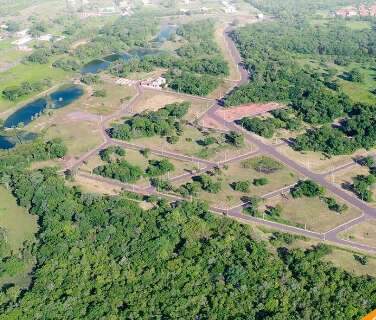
80, 147, 198, 187
41, 121, 103, 158
262, 193, 361, 233
339, 219, 376, 247
70, 174, 123, 195
323, 249, 376, 277
132, 89, 212, 120
0, 62, 72, 112
76, 80, 137, 116
172, 155, 300, 207
277, 143, 368, 173
130, 124, 255, 162
0, 186, 37, 252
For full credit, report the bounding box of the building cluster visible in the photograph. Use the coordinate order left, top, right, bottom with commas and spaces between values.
335, 3, 376, 17
140, 77, 167, 90
0, 26, 57, 51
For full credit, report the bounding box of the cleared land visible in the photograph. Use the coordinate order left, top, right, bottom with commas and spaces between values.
0, 186, 37, 252
77, 81, 137, 115
70, 174, 123, 195
41, 121, 103, 158
172, 155, 300, 207
129, 124, 256, 162
131, 89, 212, 120
262, 193, 361, 233
277, 143, 369, 174
339, 219, 376, 247
323, 249, 376, 277
218, 102, 283, 121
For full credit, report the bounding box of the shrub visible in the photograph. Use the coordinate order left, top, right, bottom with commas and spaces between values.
291, 180, 325, 198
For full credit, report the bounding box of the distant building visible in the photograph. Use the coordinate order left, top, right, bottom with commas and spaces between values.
38, 34, 53, 41
257, 13, 264, 20
140, 77, 167, 90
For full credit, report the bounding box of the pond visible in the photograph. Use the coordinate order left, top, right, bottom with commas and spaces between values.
0, 136, 15, 149
4, 85, 84, 128
81, 47, 163, 74
80, 25, 176, 75
0, 132, 38, 150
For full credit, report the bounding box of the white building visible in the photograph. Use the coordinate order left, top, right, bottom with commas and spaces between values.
140, 77, 167, 90
38, 34, 53, 41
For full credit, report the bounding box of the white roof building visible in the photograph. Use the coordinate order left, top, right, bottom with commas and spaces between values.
38, 34, 53, 41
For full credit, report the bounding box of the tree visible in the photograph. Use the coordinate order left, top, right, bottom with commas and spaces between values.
291, 180, 325, 198
348, 68, 364, 83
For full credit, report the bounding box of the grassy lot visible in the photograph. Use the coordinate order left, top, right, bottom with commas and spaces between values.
0, 186, 38, 288
339, 219, 376, 247
0, 186, 37, 252
0, 62, 72, 112
80, 148, 198, 187
323, 249, 376, 277
130, 124, 255, 162
76, 81, 137, 116
70, 174, 123, 195
262, 193, 361, 233
172, 155, 300, 207
277, 143, 369, 173
330, 164, 376, 208
132, 89, 212, 120
41, 121, 103, 158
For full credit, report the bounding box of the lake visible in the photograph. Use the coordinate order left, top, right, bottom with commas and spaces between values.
4, 85, 84, 128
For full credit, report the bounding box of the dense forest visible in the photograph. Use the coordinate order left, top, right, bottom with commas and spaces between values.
0, 140, 375, 318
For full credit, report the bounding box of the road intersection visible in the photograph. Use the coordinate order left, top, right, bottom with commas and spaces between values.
65, 26, 376, 254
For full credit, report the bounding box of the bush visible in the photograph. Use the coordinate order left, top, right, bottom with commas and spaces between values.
242, 156, 283, 174
93, 89, 107, 97
231, 180, 250, 193
146, 159, 175, 177
194, 174, 222, 193
253, 178, 269, 186
291, 180, 325, 198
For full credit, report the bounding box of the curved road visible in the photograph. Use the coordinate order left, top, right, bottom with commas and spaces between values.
66, 24, 376, 254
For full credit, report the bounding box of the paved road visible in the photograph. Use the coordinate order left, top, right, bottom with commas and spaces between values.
65, 24, 376, 254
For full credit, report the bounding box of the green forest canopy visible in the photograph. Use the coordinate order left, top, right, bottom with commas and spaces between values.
0, 139, 375, 318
